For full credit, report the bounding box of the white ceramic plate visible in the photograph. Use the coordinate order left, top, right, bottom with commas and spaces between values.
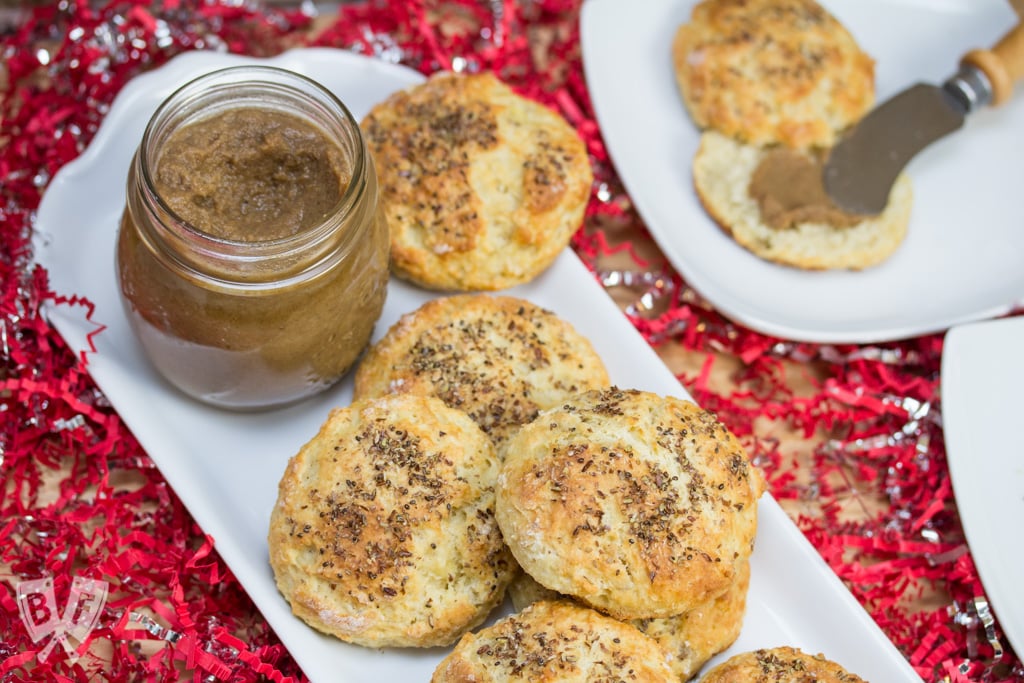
581, 0, 1024, 344
942, 316, 1024, 660
34, 48, 922, 682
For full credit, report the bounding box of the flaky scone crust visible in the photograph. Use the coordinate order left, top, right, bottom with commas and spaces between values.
509, 559, 751, 681
496, 387, 764, 620
361, 71, 593, 291
701, 646, 869, 682
353, 294, 610, 446
672, 0, 874, 149
431, 600, 676, 682
268, 394, 516, 648
632, 557, 749, 681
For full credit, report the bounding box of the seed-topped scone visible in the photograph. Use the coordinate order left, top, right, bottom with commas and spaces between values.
508, 559, 751, 681
671, 0, 875, 149
496, 387, 764, 621
268, 394, 516, 648
431, 600, 677, 682
353, 294, 610, 447
361, 71, 593, 291
699, 646, 869, 682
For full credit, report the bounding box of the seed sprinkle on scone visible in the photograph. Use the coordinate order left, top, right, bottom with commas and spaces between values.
700, 646, 870, 682
354, 294, 609, 446
268, 394, 516, 648
496, 387, 764, 621
431, 600, 677, 682
672, 0, 875, 149
361, 71, 593, 291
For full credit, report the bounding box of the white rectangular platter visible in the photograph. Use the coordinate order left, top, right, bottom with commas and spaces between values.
34, 47, 922, 682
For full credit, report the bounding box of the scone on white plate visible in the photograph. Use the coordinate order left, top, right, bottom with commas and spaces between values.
361, 71, 593, 292
671, 0, 875, 149
353, 293, 610, 447
496, 387, 764, 621
431, 600, 677, 682
699, 646, 869, 682
268, 394, 516, 648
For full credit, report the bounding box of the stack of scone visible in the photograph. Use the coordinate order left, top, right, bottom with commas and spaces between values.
672, 0, 913, 270
268, 67, 768, 681
506, 555, 751, 681
269, 294, 766, 679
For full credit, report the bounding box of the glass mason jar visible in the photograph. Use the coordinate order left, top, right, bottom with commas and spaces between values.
116, 66, 390, 410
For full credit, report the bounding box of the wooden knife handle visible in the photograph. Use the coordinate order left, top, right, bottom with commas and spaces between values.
962, 19, 1024, 106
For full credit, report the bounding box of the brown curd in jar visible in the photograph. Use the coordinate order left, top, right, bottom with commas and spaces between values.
153, 108, 345, 242
116, 67, 389, 410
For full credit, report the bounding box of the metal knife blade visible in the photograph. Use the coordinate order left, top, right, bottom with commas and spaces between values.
824, 18, 1024, 216
822, 82, 969, 216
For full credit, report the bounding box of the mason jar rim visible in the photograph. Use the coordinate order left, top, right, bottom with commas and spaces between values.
136, 64, 367, 259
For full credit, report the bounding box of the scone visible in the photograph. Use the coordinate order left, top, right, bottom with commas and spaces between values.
509, 560, 751, 681
693, 131, 912, 270
361, 71, 593, 291
699, 646, 869, 682
672, 0, 874, 149
496, 387, 764, 620
353, 294, 610, 446
431, 600, 676, 682
267, 394, 516, 648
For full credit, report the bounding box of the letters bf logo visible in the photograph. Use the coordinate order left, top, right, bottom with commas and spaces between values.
17, 575, 109, 662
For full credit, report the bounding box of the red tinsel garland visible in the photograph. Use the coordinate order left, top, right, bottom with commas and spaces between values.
0, 1, 1020, 681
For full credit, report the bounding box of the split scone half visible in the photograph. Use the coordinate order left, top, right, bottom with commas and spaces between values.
361, 71, 593, 291
671, 0, 875, 149
693, 130, 913, 270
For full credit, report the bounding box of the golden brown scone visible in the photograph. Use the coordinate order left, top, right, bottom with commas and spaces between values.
699, 646, 869, 682
431, 600, 676, 682
496, 387, 764, 621
693, 131, 912, 270
353, 294, 610, 446
267, 394, 516, 648
672, 0, 874, 149
510, 560, 751, 681
361, 71, 593, 291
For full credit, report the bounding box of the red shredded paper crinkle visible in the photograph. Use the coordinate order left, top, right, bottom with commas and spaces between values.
0, 1, 1020, 681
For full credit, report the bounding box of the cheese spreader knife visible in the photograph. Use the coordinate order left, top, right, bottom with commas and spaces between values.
823, 19, 1024, 216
